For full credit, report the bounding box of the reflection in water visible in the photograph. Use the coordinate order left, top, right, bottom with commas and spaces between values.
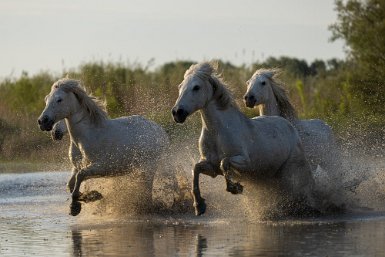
195, 234, 207, 257
68, 217, 385, 257
71, 230, 83, 257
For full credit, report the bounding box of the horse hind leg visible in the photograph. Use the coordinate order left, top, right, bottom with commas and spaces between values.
279, 151, 320, 216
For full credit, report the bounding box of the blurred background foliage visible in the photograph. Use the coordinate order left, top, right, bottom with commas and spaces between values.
0, 0, 384, 168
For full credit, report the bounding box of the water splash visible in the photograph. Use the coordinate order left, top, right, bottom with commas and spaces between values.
71, 134, 385, 221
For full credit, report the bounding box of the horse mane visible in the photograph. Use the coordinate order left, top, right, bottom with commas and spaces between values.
253, 68, 298, 121
184, 62, 235, 109
52, 78, 108, 125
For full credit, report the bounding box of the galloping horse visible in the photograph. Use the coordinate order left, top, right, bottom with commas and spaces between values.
243, 69, 338, 172
172, 62, 316, 216
38, 78, 170, 215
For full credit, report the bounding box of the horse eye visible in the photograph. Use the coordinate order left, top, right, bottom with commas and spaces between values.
57, 98, 62, 103
261, 81, 266, 86
193, 85, 200, 91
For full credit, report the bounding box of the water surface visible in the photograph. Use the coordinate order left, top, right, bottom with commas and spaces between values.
1, 171, 385, 257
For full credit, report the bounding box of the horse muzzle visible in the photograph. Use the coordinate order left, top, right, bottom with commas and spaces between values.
37, 115, 55, 131
171, 107, 189, 123
244, 94, 257, 108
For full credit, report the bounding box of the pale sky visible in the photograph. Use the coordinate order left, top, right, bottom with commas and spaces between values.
0, 0, 345, 78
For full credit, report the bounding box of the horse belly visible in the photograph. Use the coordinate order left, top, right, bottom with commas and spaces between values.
248, 152, 288, 178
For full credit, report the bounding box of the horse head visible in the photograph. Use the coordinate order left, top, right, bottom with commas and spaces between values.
244, 69, 276, 108
37, 79, 81, 131
171, 63, 218, 123
38, 78, 107, 131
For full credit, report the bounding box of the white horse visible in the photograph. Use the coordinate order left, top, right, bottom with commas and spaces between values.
51, 119, 188, 213
172, 62, 317, 216
38, 78, 170, 216
243, 69, 338, 172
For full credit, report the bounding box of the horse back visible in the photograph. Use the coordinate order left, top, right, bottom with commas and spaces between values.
86, 115, 170, 165
112, 115, 169, 146
246, 116, 303, 171
297, 119, 335, 145
250, 115, 300, 146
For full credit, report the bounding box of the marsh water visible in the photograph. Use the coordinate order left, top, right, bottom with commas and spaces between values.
1, 171, 385, 257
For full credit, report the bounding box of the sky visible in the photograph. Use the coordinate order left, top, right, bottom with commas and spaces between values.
0, 0, 345, 78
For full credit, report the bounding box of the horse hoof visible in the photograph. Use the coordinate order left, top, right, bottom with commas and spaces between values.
194, 199, 206, 216
227, 182, 243, 194
78, 191, 103, 203
69, 201, 82, 216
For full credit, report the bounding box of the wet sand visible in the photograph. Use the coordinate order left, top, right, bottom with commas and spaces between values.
1, 171, 385, 257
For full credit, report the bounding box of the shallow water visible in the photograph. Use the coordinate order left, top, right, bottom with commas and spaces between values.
1, 172, 385, 257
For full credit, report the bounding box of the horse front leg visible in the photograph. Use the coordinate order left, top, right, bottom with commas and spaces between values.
192, 161, 219, 216
67, 141, 82, 193
71, 165, 106, 199
220, 155, 251, 194
70, 165, 105, 216
67, 168, 78, 193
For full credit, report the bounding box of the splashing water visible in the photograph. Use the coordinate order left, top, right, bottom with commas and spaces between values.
2, 138, 385, 256
71, 134, 385, 222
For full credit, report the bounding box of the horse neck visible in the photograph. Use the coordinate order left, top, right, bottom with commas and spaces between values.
259, 88, 280, 116
65, 107, 102, 145
200, 100, 246, 131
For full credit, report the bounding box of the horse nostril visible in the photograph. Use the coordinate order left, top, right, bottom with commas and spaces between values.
176, 109, 184, 116
249, 95, 255, 100
38, 115, 49, 125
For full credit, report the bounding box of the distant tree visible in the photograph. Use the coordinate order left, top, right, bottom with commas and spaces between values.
326, 58, 345, 71
330, 0, 385, 111
310, 59, 327, 76
262, 56, 311, 78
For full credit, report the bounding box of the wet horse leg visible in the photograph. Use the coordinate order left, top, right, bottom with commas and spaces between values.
71, 165, 107, 199
192, 161, 218, 216
220, 155, 251, 194
69, 165, 106, 216
67, 168, 78, 193
67, 141, 82, 193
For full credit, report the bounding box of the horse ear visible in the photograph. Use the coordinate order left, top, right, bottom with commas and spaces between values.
265, 71, 274, 78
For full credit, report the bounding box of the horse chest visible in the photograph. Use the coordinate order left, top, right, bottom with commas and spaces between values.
213, 133, 244, 158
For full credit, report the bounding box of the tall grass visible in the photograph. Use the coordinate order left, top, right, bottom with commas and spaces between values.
0, 58, 383, 171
